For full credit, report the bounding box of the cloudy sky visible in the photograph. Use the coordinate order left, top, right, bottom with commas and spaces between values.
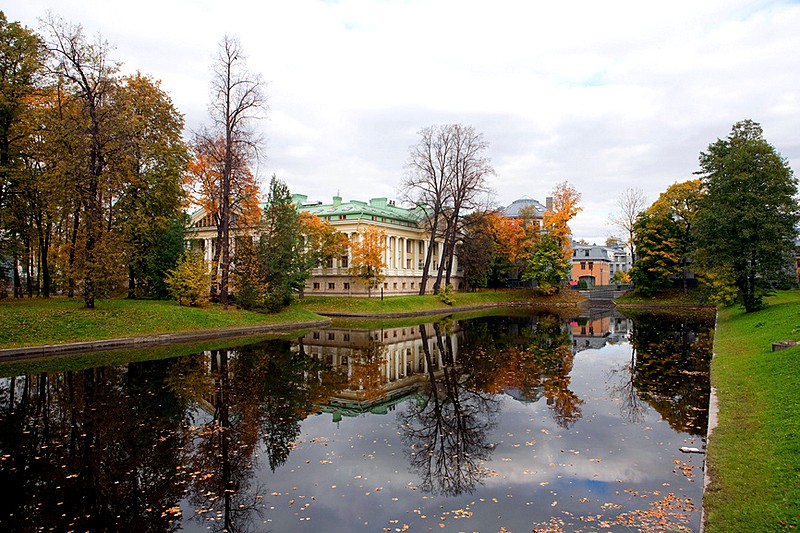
6, 0, 800, 243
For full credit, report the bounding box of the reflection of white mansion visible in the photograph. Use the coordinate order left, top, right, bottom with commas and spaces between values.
296, 324, 461, 418
187, 195, 463, 296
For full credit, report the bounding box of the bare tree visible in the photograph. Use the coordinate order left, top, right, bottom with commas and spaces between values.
202, 35, 265, 306
440, 125, 493, 289
403, 125, 455, 295
610, 187, 647, 261
403, 124, 493, 294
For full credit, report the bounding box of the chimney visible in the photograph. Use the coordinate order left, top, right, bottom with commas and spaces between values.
333, 195, 342, 206
546, 196, 553, 211
370, 198, 388, 208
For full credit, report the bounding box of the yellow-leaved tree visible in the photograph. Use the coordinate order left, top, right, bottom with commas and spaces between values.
523, 182, 582, 294
348, 224, 387, 297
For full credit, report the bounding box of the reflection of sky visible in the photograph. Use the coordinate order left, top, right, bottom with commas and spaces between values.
180, 340, 704, 533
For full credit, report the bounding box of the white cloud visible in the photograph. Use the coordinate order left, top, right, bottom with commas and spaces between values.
6, 0, 799, 242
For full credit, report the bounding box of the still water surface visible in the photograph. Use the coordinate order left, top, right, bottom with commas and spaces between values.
0, 308, 714, 532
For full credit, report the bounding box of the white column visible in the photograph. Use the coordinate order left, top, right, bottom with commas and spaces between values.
204, 239, 213, 263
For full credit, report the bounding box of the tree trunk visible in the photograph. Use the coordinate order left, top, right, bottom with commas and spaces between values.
67, 206, 80, 298
12, 253, 22, 298
25, 239, 33, 298
419, 237, 436, 296
127, 264, 136, 299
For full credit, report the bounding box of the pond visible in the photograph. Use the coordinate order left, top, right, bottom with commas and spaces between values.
0, 308, 714, 532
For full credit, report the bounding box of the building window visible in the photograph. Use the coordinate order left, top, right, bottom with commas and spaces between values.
343, 333, 350, 341
588, 262, 593, 271
339, 214, 346, 220
313, 282, 320, 290
402, 282, 406, 289
313, 332, 320, 339
328, 282, 335, 290
328, 332, 335, 340
340, 255, 349, 268
326, 257, 334, 268
393, 282, 397, 289
580, 262, 586, 270
411, 282, 415, 289
384, 283, 388, 289
584, 250, 589, 257
343, 282, 350, 290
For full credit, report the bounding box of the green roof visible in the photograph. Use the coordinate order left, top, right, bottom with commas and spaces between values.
291, 195, 424, 226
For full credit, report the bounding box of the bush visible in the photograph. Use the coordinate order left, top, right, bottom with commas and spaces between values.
165, 253, 211, 307
438, 283, 455, 305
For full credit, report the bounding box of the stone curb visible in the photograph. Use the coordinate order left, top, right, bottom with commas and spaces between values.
317, 301, 583, 319
0, 319, 331, 361
700, 308, 721, 532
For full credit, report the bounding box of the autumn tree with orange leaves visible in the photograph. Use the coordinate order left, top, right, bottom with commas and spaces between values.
299, 211, 349, 273
522, 182, 582, 294
348, 224, 387, 296
457, 210, 526, 289
185, 134, 261, 300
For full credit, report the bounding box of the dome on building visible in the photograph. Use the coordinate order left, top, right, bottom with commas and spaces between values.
500, 197, 547, 218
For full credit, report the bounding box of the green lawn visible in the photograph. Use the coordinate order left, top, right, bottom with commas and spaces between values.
704, 290, 800, 532
0, 289, 583, 349
300, 288, 583, 314
0, 297, 323, 349
614, 287, 711, 306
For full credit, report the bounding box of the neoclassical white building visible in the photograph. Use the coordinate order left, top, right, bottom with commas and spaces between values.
186, 194, 463, 296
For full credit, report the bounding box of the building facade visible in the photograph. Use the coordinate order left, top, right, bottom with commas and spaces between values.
570, 243, 632, 288
186, 194, 463, 297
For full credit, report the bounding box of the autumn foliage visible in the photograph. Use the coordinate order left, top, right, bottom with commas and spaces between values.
348, 224, 387, 295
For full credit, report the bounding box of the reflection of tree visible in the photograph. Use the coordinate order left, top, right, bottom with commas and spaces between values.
625, 310, 714, 435
457, 313, 583, 429
346, 340, 387, 401
0, 360, 190, 532
608, 360, 648, 424
183, 341, 341, 532
399, 322, 499, 496
184, 349, 261, 533
525, 314, 584, 428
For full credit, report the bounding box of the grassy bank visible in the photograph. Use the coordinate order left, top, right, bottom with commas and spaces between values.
614, 287, 711, 306
1, 289, 582, 349
0, 297, 323, 349
704, 290, 800, 532
300, 288, 583, 314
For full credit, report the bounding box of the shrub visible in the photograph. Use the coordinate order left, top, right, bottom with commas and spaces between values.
438, 283, 455, 305
165, 253, 211, 307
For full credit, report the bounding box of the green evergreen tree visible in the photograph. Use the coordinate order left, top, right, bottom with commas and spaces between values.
235, 176, 305, 312
693, 120, 800, 312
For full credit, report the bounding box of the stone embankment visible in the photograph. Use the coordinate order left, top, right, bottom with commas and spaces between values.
0, 319, 331, 361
